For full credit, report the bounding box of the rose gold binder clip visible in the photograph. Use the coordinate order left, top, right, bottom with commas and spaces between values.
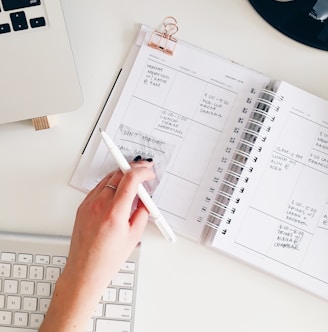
148, 16, 178, 55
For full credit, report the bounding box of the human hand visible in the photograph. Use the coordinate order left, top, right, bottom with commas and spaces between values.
66, 160, 154, 289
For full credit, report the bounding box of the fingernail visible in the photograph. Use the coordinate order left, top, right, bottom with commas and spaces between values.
133, 155, 142, 162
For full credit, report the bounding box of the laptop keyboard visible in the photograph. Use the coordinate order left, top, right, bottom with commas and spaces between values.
0, 232, 140, 332
0, 0, 47, 34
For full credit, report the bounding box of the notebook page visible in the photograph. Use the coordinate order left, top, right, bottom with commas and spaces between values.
78, 28, 271, 241
211, 81, 328, 299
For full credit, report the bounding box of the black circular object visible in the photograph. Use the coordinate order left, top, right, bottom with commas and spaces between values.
249, 0, 328, 51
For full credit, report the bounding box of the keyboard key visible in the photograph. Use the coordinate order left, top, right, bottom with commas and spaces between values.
39, 298, 51, 312
0, 23, 11, 34
111, 273, 134, 287
103, 287, 117, 302
105, 304, 132, 320
10, 11, 28, 31
1, 252, 16, 262
2, 0, 41, 11
30, 17, 46, 28
20, 281, 35, 295
52, 256, 67, 266
18, 253, 33, 263
87, 318, 94, 332
35, 255, 50, 265
45, 266, 60, 281
30, 313, 44, 329
3, 280, 18, 294
96, 319, 131, 332
14, 311, 28, 327
29, 265, 44, 280
0, 310, 12, 325
23, 297, 37, 311
36, 282, 51, 296
119, 289, 133, 304
0, 263, 11, 277
13, 264, 28, 278
0, 295, 5, 309
93, 303, 103, 317
120, 261, 136, 272
6, 296, 21, 310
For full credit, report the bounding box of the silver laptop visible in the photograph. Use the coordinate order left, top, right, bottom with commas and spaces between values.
0, 0, 83, 124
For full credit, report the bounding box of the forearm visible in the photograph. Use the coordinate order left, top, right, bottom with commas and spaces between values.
39, 166, 153, 331
39, 269, 107, 332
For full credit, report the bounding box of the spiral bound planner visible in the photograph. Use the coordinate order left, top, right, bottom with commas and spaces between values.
71, 20, 328, 300
199, 84, 280, 244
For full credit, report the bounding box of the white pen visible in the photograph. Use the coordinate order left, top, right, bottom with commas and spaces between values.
99, 128, 176, 243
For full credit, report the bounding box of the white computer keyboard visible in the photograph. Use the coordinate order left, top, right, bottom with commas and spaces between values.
0, 232, 140, 332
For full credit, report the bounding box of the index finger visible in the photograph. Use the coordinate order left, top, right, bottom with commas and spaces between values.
110, 166, 155, 217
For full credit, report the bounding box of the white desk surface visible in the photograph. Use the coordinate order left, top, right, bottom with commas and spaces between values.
1, 0, 328, 331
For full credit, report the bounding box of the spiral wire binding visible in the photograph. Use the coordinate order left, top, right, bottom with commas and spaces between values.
201, 84, 283, 243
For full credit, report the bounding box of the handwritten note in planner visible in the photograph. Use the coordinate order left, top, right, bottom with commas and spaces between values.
88, 38, 269, 240
227, 81, 328, 285
81, 124, 175, 194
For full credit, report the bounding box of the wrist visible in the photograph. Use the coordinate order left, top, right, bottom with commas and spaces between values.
39, 267, 105, 332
